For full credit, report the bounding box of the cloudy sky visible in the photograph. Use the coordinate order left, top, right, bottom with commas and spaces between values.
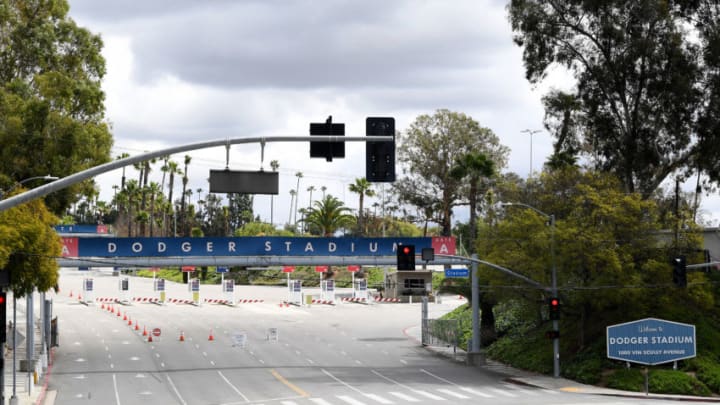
65, 0, 720, 227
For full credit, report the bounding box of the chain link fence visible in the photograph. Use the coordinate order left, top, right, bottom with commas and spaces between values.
422, 318, 460, 356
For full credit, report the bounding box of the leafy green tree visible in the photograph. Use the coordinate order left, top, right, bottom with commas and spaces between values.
508, 1, 720, 197
0, 190, 61, 295
394, 109, 508, 236
0, 0, 113, 214
479, 168, 708, 350
304, 194, 354, 237
449, 152, 495, 254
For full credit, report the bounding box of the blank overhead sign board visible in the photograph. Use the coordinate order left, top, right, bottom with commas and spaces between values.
209, 170, 279, 195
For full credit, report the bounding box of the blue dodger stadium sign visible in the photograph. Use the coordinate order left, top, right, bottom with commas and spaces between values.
606, 318, 696, 365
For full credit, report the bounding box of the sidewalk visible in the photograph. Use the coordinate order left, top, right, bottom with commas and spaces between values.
406, 324, 720, 403
3, 321, 47, 405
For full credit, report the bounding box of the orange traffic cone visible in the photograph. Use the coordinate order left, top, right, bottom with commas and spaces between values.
101, 303, 105, 310
78, 293, 82, 301
69, 290, 73, 298
117, 310, 121, 317
134, 320, 140, 331
208, 330, 214, 341
123, 313, 127, 321
142, 326, 148, 336
148, 334, 153, 342
179, 331, 185, 342
127, 317, 132, 326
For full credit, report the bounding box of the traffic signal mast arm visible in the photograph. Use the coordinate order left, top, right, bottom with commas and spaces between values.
0, 134, 393, 212
434, 253, 548, 291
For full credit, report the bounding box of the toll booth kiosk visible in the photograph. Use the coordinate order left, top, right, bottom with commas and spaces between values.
82, 278, 94, 304
353, 279, 368, 301
223, 279, 235, 305
189, 278, 200, 305
154, 278, 166, 303
288, 280, 302, 305
321, 279, 335, 303
118, 277, 130, 303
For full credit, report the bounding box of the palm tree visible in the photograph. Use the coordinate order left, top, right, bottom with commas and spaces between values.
270, 160, 279, 225
304, 194, 355, 236
288, 189, 296, 226
181, 155, 192, 234
293, 172, 303, 228
348, 178, 376, 236
321, 186, 327, 199
116, 153, 131, 190
449, 152, 495, 254
147, 182, 162, 237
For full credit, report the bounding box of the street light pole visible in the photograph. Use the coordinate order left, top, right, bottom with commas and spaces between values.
521, 129, 541, 176
502, 202, 560, 378
0, 175, 59, 199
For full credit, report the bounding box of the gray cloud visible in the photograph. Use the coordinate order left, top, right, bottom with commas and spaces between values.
70, 1, 508, 90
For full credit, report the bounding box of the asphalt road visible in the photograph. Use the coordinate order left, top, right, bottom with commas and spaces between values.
44, 269, 711, 405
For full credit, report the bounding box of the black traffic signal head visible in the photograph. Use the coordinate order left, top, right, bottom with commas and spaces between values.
310, 115, 345, 162
672, 255, 687, 287
397, 244, 416, 270
366, 117, 395, 182
548, 297, 560, 320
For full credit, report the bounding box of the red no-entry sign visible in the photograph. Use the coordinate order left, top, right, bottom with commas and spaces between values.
152, 328, 161, 337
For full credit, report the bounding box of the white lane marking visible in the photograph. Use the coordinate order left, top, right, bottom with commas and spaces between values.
489, 388, 517, 397
355, 360, 363, 365
421, 368, 490, 399
542, 389, 559, 395
160, 362, 165, 368
309, 398, 333, 405
336, 395, 365, 405
166, 374, 187, 405
322, 369, 365, 395
340, 351, 347, 356
129, 356, 140, 361
218, 370, 250, 402
459, 387, 493, 398
108, 354, 112, 359
72, 375, 86, 380
295, 350, 302, 355
371, 370, 444, 400
281, 401, 299, 405
210, 360, 215, 366
413, 390, 445, 400
112, 373, 122, 405
307, 358, 315, 364
389, 392, 420, 402
436, 388, 469, 399
363, 393, 394, 404
202, 351, 207, 356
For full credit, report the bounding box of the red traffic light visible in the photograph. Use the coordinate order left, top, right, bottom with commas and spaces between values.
0, 295, 5, 305
402, 246, 411, 254
550, 298, 559, 307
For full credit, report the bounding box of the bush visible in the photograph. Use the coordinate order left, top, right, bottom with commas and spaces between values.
485, 332, 553, 374
689, 357, 720, 393
606, 368, 644, 391
649, 369, 711, 396
606, 367, 711, 396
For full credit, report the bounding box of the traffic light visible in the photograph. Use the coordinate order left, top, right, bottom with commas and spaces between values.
366, 117, 395, 182
310, 115, 345, 162
672, 256, 687, 287
545, 330, 560, 339
0, 291, 6, 342
548, 297, 560, 320
397, 244, 416, 270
